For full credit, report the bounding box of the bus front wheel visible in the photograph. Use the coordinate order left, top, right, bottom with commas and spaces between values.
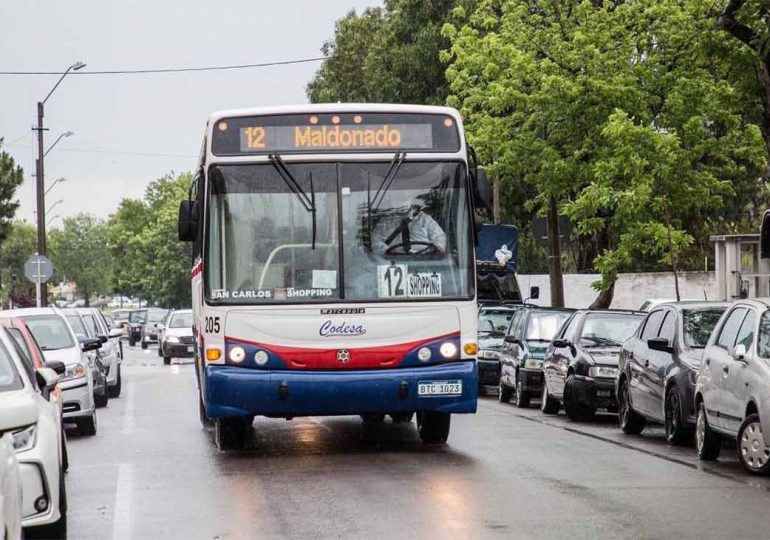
417, 411, 450, 444
214, 417, 252, 451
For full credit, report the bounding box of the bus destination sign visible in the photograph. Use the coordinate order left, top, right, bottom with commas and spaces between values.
211, 113, 461, 155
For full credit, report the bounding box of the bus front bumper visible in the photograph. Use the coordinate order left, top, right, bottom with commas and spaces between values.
204, 361, 478, 418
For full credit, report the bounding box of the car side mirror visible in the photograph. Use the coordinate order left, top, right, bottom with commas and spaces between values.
81, 338, 102, 352
647, 337, 673, 354
158, 324, 165, 331
529, 286, 540, 300
552, 338, 570, 348
35, 367, 59, 397
732, 343, 747, 361
475, 168, 491, 209
504, 335, 520, 345
98, 334, 108, 344
44, 360, 66, 375
178, 200, 199, 242
108, 328, 123, 338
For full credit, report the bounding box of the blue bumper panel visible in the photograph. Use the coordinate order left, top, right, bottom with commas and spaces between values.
205, 361, 478, 418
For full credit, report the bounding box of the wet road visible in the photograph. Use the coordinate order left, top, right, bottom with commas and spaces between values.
65, 346, 770, 540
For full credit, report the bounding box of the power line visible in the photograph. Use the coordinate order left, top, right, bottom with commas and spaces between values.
5, 142, 195, 159
0, 56, 326, 76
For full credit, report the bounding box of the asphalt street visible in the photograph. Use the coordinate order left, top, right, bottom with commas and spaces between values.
64, 346, 770, 540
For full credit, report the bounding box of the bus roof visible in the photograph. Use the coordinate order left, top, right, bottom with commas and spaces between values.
207, 103, 462, 124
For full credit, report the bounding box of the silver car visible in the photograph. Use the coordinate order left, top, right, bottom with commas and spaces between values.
77, 308, 123, 398
696, 298, 770, 474
158, 310, 195, 365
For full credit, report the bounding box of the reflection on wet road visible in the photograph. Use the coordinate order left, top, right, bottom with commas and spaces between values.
66, 347, 770, 539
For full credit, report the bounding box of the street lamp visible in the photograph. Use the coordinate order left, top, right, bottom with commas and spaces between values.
44, 177, 67, 196
46, 199, 63, 217
46, 214, 61, 228
33, 60, 85, 307
44, 131, 74, 157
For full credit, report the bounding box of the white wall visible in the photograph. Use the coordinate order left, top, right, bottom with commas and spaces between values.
518, 271, 715, 310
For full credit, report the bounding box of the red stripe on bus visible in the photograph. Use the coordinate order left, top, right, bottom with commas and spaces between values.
191, 263, 203, 278
226, 332, 460, 370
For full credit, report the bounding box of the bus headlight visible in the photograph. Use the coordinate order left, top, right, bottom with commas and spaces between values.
229, 347, 246, 363
417, 347, 432, 362
255, 350, 269, 366
440, 342, 458, 359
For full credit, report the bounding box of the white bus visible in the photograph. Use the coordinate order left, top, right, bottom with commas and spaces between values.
178, 104, 488, 450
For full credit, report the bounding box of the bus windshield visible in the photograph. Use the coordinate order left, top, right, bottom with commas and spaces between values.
205, 161, 474, 304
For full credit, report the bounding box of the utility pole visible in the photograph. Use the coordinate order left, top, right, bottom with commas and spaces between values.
492, 176, 501, 224
34, 102, 47, 307
547, 195, 565, 307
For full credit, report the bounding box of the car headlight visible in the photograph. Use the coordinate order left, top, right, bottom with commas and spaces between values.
524, 358, 543, 369
477, 349, 501, 360
11, 424, 37, 452
166, 336, 180, 343
588, 365, 618, 379
62, 363, 87, 382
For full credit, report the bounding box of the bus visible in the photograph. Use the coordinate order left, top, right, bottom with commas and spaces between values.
178, 104, 488, 450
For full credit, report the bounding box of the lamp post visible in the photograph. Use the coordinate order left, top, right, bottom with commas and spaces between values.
33, 61, 85, 307
46, 200, 64, 216
43, 131, 74, 158
44, 177, 67, 196
46, 214, 61, 228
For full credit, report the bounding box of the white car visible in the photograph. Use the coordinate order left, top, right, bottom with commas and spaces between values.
158, 309, 195, 365
6, 308, 100, 436
77, 308, 123, 398
0, 433, 22, 540
0, 327, 66, 537
696, 298, 770, 474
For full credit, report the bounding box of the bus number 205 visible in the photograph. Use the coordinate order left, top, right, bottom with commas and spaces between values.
205, 317, 221, 333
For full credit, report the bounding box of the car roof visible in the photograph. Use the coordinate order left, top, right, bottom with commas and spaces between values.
653, 301, 731, 311
575, 309, 645, 315
2, 307, 64, 317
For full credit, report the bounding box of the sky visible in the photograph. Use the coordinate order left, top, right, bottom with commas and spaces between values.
0, 0, 380, 226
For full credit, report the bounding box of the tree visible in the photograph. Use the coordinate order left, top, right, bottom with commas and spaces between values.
49, 214, 111, 305
108, 198, 151, 299
445, 0, 766, 306
0, 140, 25, 244
0, 222, 37, 307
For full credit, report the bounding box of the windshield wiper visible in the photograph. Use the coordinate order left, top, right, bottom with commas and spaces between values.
370, 151, 406, 212
269, 154, 317, 249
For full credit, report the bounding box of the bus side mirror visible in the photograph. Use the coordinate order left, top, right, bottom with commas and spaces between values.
178, 200, 199, 242
475, 168, 491, 209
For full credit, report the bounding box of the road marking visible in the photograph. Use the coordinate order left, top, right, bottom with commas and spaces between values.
112, 462, 133, 540
121, 380, 135, 436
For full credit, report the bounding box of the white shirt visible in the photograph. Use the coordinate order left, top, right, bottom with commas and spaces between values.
372, 211, 447, 254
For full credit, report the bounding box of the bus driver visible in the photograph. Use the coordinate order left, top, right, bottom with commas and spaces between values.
371, 192, 446, 256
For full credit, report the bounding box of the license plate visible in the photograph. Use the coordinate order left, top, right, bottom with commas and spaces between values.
597, 390, 611, 397
418, 380, 462, 397
187, 346, 194, 353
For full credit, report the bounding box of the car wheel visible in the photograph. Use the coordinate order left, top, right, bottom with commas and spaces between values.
417, 411, 451, 443
390, 412, 414, 423
737, 414, 770, 475
28, 467, 67, 539
563, 374, 595, 421
108, 366, 122, 398
141, 340, 148, 350
498, 382, 513, 403
128, 337, 136, 347
214, 417, 251, 451
541, 382, 560, 415
163, 356, 171, 365
618, 378, 645, 434
695, 402, 721, 461
78, 413, 97, 437
61, 429, 69, 473
157, 345, 163, 357
94, 387, 109, 408
514, 378, 530, 408
665, 385, 691, 445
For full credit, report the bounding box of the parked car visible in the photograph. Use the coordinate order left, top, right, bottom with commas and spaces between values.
477, 305, 522, 390
111, 309, 131, 337
499, 306, 574, 407
6, 308, 101, 436
63, 309, 109, 408
0, 433, 22, 540
0, 326, 67, 538
140, 309, 169, 350
542, 309, 645, 420
158, 309, 195, 365
78, 308, 123, 398
695, 299, 770, 474
617, 301, 728, 445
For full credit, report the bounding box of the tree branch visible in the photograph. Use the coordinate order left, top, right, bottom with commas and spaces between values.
718, 0, 759, 51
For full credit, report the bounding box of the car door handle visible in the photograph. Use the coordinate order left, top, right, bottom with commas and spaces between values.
644, 360, 649, 368
723, 366, 729, 374
629, 353, 634, 361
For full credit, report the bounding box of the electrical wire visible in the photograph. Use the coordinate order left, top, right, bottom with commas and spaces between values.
5, 142, 195, 159
0, 57, 326, 76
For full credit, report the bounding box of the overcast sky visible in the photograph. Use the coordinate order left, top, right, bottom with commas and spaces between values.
0, 0, 380, 226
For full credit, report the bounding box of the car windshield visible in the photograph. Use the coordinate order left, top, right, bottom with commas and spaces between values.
21, 315, 76, 351
682, 308, 727, 348
0, 339, 22, 392
526, 311, 572, 341
148, 311, 168, 323
129, 311, 147, 323
478, 309, 515, 334
580, 313, 644, 347
477, 273, 522, 302
169, 312, 193, 328
205, 161, 473, 304
66, 314, 89, 337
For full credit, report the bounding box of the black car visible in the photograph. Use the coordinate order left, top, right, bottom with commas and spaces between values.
542, 309, 645, 420
499, 306, 574, 408
140, 309, 170, 349
617, 301, 728, 444
477, 305, 522, 391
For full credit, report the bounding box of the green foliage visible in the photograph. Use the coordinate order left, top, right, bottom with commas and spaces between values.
0, 222, 36, 307
108, 172, 192, 308
445, 0, 767, 300
49, 214, 111, 305
0, 140, 25, 245
308, 1, 472, 104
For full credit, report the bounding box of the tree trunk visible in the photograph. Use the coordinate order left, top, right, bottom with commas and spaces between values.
547, 196, 565, 307
589, 281, 615, 309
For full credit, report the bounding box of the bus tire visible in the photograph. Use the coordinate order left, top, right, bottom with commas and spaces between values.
163, 356, 171, 365
215, 417, 251, 451
417, 411, 450, 444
